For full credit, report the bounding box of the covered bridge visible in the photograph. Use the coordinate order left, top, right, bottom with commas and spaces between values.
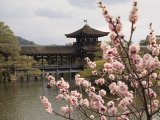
20, 24, 109, 70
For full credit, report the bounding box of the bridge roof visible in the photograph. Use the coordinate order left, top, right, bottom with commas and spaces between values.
65, 24, 109, 38
20, 45, 76, 55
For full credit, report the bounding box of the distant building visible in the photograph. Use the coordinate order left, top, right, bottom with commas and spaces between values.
20, 24, 109, 68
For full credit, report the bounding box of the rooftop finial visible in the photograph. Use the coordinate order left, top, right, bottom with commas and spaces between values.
84, 19, 87, 25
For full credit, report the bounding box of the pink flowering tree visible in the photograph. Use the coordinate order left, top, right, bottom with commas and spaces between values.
40, 0, 160, 120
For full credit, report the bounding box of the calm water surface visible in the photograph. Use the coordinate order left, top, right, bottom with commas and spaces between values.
1, 78, 160, 120
0, 79, 85, 120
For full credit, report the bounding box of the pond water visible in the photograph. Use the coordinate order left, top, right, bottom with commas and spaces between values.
0, 75, 87, 120
0, 76, 160, 120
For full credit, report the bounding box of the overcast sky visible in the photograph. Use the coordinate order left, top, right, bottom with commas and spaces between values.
0, 0, 160, 45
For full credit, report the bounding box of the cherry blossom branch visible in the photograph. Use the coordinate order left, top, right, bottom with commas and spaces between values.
39, 1, 160, 120
78, 106, 95, 120
53, 110, 74, 120
128, 22, 134, 47
82, 105, 144, 118
127, 105, 141, 120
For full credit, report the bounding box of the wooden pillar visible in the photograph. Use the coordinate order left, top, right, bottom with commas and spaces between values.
93, 38, 95, 45
60, 55, 63, 65
56, 55, 58, 66
48, 56, 51, 66
80, 55, 83, 66
70, 55, 72, 65
69, 67, 71, 90
41, 55, 44, 66
69, 55, 72, 65
68, 55, 71, 65
56, 68, 59, 80
81, 55, 84, 65
90, 55, 94, 61
34, 55, 36, 61
72, 55, 75, 65
52, 56, 55, 65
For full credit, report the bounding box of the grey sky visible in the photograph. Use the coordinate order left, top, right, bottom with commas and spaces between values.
0, 0, 160, 45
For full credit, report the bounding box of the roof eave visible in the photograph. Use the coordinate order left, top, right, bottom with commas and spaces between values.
65, 32, 109, 38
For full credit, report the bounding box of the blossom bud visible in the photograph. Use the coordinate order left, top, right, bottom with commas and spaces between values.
90, 115, 94, 119
109, 74, 115, 80
99, 89, 106, 96
150, 73, 157, 80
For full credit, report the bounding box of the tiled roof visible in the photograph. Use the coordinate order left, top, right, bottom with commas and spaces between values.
20, 45, 76, 55
65, 24, 109, 38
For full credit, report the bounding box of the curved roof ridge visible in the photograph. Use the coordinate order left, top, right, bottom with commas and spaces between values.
21, 45, 74, 47
65, 24, 109, 38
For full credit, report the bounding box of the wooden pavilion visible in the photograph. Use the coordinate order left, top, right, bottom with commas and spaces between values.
20, 24, 109, 69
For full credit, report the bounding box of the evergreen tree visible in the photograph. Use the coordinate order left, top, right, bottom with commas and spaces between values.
0, 21, 20, 78
0, 21, 39, 81
0, 22, 20, 61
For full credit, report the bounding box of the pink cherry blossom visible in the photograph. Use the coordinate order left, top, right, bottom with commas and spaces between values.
107, 101, 115, 108
147, 57, 160, 70
85, 57, 96, 68
148, 23, 157, 46
110, 32, 121, 47
82, 80, 91, 88
56, 78, 69, 89
80, 98, 89, 107
61, 105, 73, 114
118, 97, 133, 110
104, 62, 112, 69
56, 94, 64, 101
100, 115, 107, 120
109, 22, 115, 32
129, 0, 138, 24
109, 82, 118, 95
112, 61, 125, 73
109, 74, 115, 80
71, 90, 82, 98
108, 106, 117, 116
75, 75, 85, 86
102, 45, 118, 62
99, 89, 106, 97
40, 96, 53, 113
68, 96, 79, 107
46, 73, 55, 81
146, 88, 157, 99
46, 74, 56, 87
150, 73, 157, 80
99, 105, 107, 114
129, 44, 140, 56
100, 43, 111, 52
131, 55, 143, 65
92, 70, 98, 75
116, 16, 123, 33
95, 78, 105, 85
141, 70, 147, 76
59, 88, 68, 95
100, 42, 108, 51
150, 99, 159, 112
88, 86, 96, 92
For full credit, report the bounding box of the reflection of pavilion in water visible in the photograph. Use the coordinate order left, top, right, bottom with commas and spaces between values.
20, 24, 109, 72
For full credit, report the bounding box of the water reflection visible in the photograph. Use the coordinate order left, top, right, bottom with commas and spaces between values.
0, 80, 62, 120
0, 72, 86, 120
1, 77, 160, 120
